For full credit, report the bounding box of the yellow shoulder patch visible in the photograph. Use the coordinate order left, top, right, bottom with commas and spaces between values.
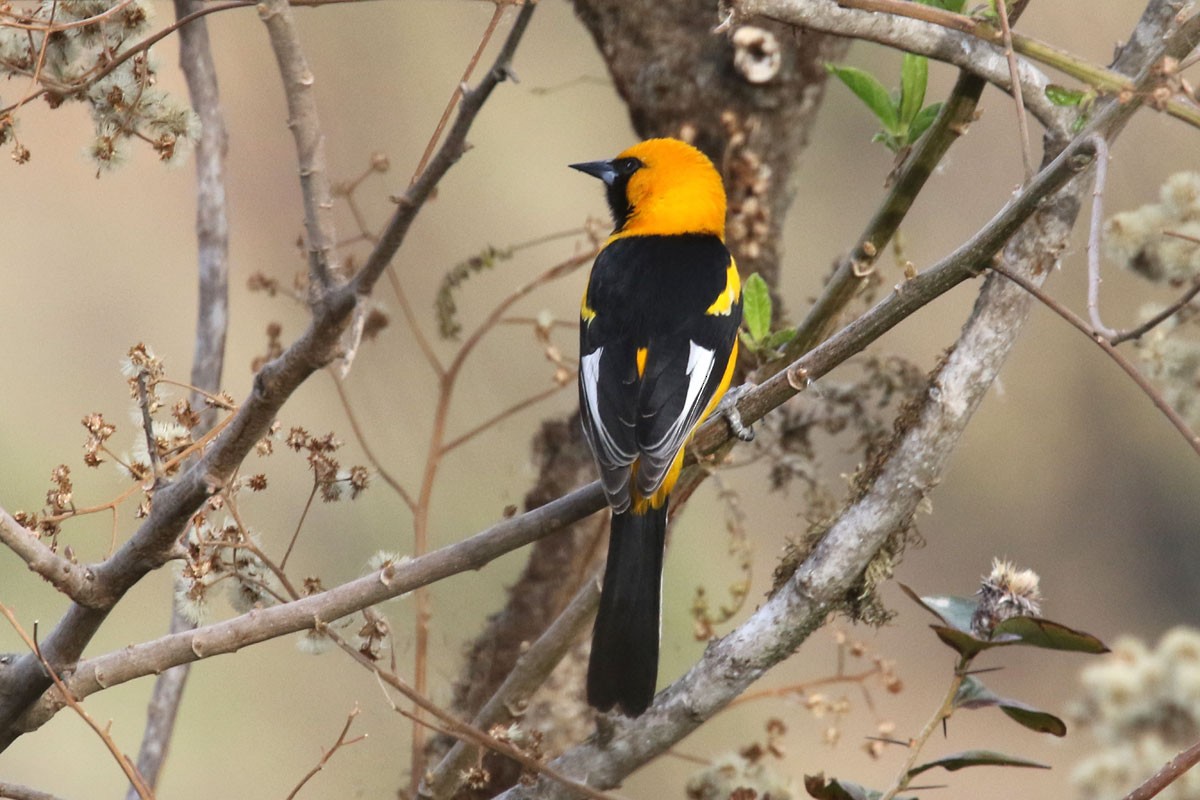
706, 260, 741, 316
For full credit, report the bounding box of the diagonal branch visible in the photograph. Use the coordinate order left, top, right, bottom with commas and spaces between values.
351, 1, 537, 299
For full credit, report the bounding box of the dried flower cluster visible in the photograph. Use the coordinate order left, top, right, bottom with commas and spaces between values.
175, 517, 283, 625
970, 558, 1043, 638
1071, 627, 1200, 799
687, 719, 795, 800
0, 0, 200, 169
285, 426, 370, 502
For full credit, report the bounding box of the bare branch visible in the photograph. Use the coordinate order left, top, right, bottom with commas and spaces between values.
990, 262, 1200, 456
258, 0, 339, 290
127, 0, 234, 784
0, 605, 155, 799
994, 0, 1034, 181
351, 1, 537, 298
284, 706, 366, 800
1123, 734, 1200, 800
0, 508, 102, 607
1086, 136, 1118, 338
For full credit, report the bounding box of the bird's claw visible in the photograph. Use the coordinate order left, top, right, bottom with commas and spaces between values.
718, 382, 755, 442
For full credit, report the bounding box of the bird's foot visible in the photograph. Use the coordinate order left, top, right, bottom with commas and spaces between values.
718, 382, 756, 442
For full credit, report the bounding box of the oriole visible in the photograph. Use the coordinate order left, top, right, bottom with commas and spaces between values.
572, 138, 743, 716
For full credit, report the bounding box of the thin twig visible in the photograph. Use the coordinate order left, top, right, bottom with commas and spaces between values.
329, 371, 417, 511
284, 706, 366, 800
1086, 136, 1118, 338
1123, 735, 1200, 800
0, 0, 134, 32
351, 1, 537, 297
408, 2, 507, 185
879, 656, 971, 800
1111, 278, 1200, 345
135, 373, 163, 485
725, 666, 883, 708
989, 261, 1200, 455
994, 0, 1034, 181
440, 382, 571, 454
0, 604, 155, 799
280, 483, 318, 571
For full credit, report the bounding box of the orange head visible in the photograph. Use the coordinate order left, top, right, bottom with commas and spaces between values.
570, 138, 727, 240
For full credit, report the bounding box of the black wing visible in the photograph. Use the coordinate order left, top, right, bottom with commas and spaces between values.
579, 235, 741, 508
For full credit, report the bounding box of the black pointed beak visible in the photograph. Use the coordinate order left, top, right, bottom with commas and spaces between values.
569, 159, 617, 186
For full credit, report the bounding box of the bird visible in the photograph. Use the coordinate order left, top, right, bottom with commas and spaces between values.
571, 137, 744, 716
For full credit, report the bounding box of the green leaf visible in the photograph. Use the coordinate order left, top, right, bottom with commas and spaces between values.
931, 625, 999, 658
908, 103, 943, 141
1001, 701, 1069, 736
899, 54, 928, 126
1045, 84, 1087, 107
826, 64, 900, 133
765, 328, 798, 350
992, 616, 1110, 654
741, 272, 772, 343
908, 750, 1050, 777
954, 676, 1068, 736
899, 584, 977, 633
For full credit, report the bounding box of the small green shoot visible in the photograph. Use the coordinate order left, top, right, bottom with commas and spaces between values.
826, 52, 943, 153
740, 272, 796, 356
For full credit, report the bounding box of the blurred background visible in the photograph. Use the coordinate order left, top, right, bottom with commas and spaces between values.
1, 1, 1198, 797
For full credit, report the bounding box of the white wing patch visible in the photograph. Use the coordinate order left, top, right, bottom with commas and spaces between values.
581, 348, 635, 466
643, 340, 716, 462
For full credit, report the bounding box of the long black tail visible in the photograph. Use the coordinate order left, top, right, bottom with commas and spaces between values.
587, 502, 668, 716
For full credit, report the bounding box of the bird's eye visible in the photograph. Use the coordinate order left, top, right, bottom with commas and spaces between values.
618, 158, 642, 175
